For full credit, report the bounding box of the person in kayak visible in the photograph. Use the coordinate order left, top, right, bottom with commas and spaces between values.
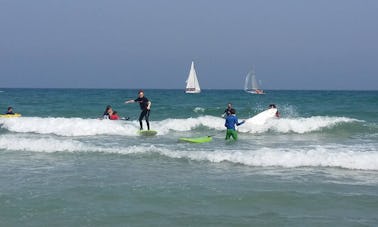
125, 90, 152, 130
225, 108, 245, 140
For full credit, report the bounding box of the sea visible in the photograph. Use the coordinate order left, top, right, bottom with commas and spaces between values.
0, 88, 377, 226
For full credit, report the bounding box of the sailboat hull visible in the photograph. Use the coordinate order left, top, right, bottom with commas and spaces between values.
185, 89, 201, 94
245, 89, 265, 94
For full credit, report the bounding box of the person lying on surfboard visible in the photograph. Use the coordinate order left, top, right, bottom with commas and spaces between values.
225, 108, 245, 141
125, 90, 151, 130
5, 106, 15, 115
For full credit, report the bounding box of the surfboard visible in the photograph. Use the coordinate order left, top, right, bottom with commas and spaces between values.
245, 108, 277, 125
0, 113, 21, 118
138, 130, 157, 136
179, 136, 213, 143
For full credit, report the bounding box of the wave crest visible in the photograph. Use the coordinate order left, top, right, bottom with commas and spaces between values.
0, 115, 361, 136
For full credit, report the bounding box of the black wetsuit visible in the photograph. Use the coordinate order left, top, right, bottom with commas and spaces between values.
135, 96, 150, 130
223, 108, 232, 117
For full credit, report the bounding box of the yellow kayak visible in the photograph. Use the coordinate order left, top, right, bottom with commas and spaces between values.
0, 113, 22, 118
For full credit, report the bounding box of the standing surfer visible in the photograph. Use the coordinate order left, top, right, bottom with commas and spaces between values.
224, 108, 245, 140
125, 90, 152, 130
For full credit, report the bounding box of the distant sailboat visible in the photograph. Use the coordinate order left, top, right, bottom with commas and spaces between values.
244, 69, 265, 94
185, 61, 201, 93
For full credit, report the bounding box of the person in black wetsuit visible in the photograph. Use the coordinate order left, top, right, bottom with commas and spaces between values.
102, 105, 112, 119
5, 106, 15, 115
125, 90, 152, 130
222, 103, 233, 118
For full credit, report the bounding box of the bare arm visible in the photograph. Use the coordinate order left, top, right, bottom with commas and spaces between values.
147, 101, 151, 110
125, 99, 135, 104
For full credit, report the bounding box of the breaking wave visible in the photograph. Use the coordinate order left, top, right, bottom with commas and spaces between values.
0, 115, 362, 136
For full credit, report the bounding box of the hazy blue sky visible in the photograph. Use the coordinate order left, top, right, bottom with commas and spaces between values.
0, 0, 377, 90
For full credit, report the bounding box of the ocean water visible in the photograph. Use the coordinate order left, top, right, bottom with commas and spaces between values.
0, 88, 377, 226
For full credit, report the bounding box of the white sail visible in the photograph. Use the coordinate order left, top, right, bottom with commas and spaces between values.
244, 68, 264, 94
185, 61, 201, 93
251, 74, 259, 90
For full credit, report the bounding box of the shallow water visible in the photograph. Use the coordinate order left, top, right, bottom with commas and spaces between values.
0, 89, 377, 226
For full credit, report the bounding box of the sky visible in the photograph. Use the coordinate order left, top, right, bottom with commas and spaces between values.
0, 0, 377, 90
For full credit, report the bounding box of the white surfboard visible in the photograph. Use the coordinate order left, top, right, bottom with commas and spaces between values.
245, 108, 277, 125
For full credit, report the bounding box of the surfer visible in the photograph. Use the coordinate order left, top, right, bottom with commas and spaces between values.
224, 108, 245, 140
125, 90, 151, 130
268, 104, 280, 118
222, 103, 233, 118
5, 106, 15, 115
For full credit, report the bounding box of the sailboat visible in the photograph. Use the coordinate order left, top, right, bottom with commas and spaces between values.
185, 61, 201, 93
244, 69, 265, 94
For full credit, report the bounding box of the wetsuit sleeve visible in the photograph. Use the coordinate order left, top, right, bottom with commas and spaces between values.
236, 117, 245, 126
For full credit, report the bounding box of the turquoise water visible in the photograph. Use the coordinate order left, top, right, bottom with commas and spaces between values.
0, 89, 377, 226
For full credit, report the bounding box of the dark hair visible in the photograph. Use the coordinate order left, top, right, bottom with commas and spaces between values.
230, 108, 236, 114
138, 90, 144, 94
269, 104, 276, 108
7, 106, 12, 110
113, 111, 118, 114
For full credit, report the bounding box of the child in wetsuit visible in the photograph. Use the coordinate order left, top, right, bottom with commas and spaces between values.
224, 108, 245, 140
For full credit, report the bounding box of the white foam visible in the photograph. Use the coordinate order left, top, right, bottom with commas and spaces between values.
0, 115, 361, 136
193, 107, 205, 113
0, 117, 140, 136
0, 135, 377, 170
168, 145, 378, 170
239, 116, 361, 134
0, 135, 154, 154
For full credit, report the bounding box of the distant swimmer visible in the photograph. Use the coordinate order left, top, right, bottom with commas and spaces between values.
222, 103, 233, 118
268, 104, 280, 118
224, 108, 245, 141
125, 90, 151, 130
5, 106, 15, 115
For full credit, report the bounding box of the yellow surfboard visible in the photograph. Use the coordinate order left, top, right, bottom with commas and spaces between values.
0, 113, 21, 118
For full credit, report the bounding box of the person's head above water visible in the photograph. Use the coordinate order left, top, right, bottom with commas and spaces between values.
7, 106, 13, 111
227, 103, 232, 109
269, 104, 277, 109
138, 90, 144, 98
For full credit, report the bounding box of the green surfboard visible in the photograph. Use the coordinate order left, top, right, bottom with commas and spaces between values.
178, 136, 213, 143
138, 130, 158, 136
